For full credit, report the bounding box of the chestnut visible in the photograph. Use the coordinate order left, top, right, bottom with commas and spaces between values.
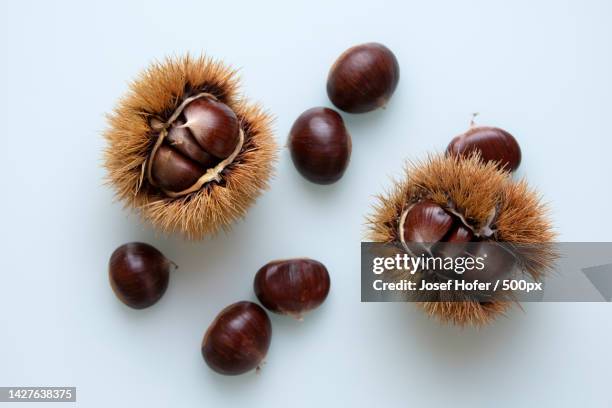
149, 96, 240, 194
181, 98, 240, 159
399, 200, 515, 283
108, 242, 174, 309
447, 126, 521, 172
151, 145, 205, 192
399, 201, 454, 244
202, 301, 272, 376
254, 258, 330, 318
445, 224, 474, 243
327, 42, 400, 113
165, 117, 220, 168
288, 107, 352, 184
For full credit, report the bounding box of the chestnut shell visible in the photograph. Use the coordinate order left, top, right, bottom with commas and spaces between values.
288, 107, 352, 184
202, 301, 272, 376
108, 242, 171, 309
254, 258, 330, 317
327, 42, 400, 113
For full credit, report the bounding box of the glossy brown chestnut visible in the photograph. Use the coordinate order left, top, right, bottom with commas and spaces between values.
447, 126, 522, 172
182, 98, 240, 159
288, 107, 351, 184
202, 301, 272, 376
108, 242, 173, 309
254, 258, 330, 318
151, 145, 205, 192
400, 201, 454, 244
401, 201, 477, 261
150, 97, 239, 193
327, 43, 400, 113
165, 117, 220, 168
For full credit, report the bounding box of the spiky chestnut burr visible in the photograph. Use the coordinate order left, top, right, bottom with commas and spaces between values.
104, 55, 277, 239
367, 154, 556, 327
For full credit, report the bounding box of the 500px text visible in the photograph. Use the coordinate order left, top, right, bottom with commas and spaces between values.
373, 279, 543, 293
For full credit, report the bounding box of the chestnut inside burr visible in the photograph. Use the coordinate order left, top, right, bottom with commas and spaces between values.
447, 126, 522, 172
399, 201, 475, 247
398, 200, 515, 284
145, 93, 244, 197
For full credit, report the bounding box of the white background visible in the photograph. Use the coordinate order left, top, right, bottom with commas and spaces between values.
1, 0, 611, 406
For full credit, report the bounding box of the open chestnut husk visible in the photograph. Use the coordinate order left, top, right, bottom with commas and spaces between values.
447, 122, 521, 172
104, 54, 277, 239
288, 107, 352, 184
202, 301, 272, 376
367, 154, 556, 326
108, 242, 174, 309
327, 43, 400, 113
254, 258, 330, 319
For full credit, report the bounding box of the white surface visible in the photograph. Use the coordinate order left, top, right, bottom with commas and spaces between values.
1, 0, 611, 407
